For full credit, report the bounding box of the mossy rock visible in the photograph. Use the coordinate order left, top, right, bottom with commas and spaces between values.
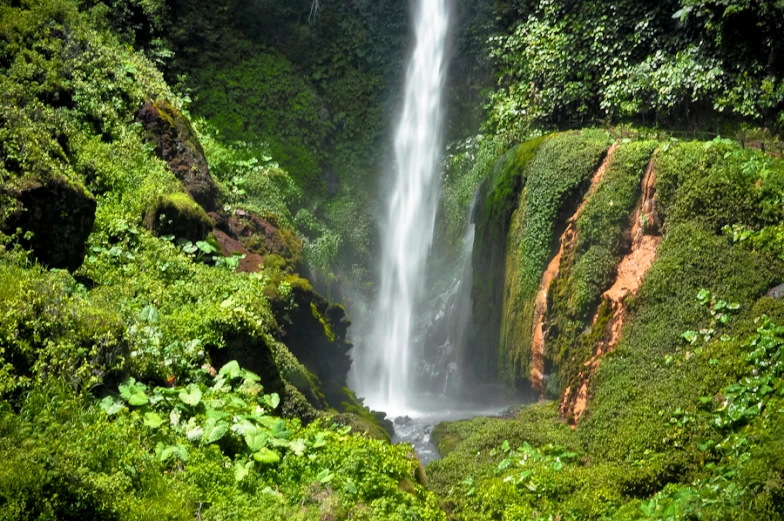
137, 100, 218, 210
1, 176, 96, 271
430, 422, 464, 458
330, 412, 391, 442
143, 193, 213, 243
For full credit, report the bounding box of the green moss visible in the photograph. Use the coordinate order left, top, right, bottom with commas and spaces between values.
496, 131, 609, 385
470, 136, 547, 380
310, 302, 335, 343
143, 192, 213, 243
545, 140, 658, 393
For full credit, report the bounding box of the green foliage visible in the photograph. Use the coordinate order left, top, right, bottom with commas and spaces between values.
0, 260, 126, 396
189, 52, 328, 192
196, 120, 302, 227
437, 134, 509, 254
0, 374, 446, 521
486, 0, 784, 140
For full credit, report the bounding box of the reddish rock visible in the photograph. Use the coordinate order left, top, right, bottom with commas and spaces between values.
211, 209, 301, 267
137, 100, 218, 211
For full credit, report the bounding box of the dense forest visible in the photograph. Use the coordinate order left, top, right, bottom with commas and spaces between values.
2, 0, 784, 519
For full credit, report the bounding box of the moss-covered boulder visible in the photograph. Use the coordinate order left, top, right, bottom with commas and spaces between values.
1, 176, 96, 271
269, 278, 353, 410
212, 209, 302, 266
137, 100, 218, 210
143, 192, 213, 243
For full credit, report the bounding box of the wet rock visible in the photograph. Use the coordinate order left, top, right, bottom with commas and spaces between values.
210, 228, 264, 273
2, 176, 96, 271
271, 283, 353, 409
137, 100, 218, 210
143, 193, 213, 243
768, 283, 784, 299
394, 415, 414, 426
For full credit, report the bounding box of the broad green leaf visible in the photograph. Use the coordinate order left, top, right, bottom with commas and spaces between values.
196, 241, 217, 254
186, 417, 204, 441
234, 460, 253, 482
219, 360, 242, 379
256, 416, 280, 429
231, 419, 257, 436
179, 384, 202, 407
156, 443, 188, 462
203, 418, 229, 444
253, 448, 281, 464
169, 409, 181, 426
245, 430, 270, 452
271, 420, 292, 440
268, 393, 280, 410
289, 438, 306, 456
143, 412, 164, 429
139, 304, 159, 324
205, 408, 229, 420
312, 433, 327, 449
99, 396, 124, 416
128, 391, 148, 407
317, 469, 334, 484
119, 378, 149, 406
241, 370, 261, 382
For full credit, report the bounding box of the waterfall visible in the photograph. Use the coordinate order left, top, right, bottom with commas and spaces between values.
354, 0, 450, 415
417, 209, 476, 398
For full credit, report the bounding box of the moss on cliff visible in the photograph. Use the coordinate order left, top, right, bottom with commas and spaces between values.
429, 134, 784, 520
469, 136, 546, 381
478, 131, 610, 386
545, 140, 658, 397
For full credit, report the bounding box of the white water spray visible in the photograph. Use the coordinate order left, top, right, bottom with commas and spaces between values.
355, 0, 450, 415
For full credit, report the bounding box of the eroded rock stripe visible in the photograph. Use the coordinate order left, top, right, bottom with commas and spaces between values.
530, 143, 619, 395
562, 157, 661, 424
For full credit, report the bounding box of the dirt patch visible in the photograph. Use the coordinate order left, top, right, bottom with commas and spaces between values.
530, 143, 619, 395
562, 159, 661, 425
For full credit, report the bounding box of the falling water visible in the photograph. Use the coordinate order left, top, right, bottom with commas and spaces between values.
354, 0, 450, 415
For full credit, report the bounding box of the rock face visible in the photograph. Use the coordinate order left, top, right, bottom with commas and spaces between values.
144, 193, 213, 243
271, 283, 353, 410
470, 139, 545, 383
2, 176, 96, 271
136, 100, 218, 211
211, 209, 302, 272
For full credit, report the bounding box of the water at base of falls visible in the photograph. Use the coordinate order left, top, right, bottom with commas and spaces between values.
390, 393, 515, 465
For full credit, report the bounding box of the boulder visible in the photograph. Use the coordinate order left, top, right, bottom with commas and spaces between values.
144, 192, 213, 243
1, 176, 95, 271
136, 100, 218, 210
211, 208, 302, 268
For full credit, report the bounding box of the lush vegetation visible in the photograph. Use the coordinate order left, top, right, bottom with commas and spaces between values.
5, 0, 784, 519
485, 0, 784, 142
0, 1, 443, 519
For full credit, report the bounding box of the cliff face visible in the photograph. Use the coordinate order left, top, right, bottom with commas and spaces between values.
470, 131, 609, 389
429, 131, 784, 519
471, 131, 784, 407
